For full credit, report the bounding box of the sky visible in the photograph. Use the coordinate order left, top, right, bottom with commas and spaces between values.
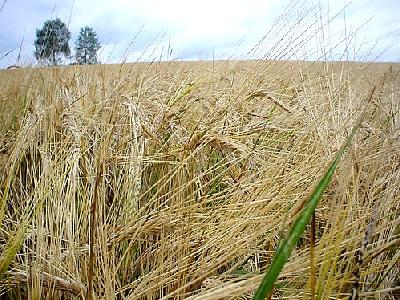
0, 0, 399, 68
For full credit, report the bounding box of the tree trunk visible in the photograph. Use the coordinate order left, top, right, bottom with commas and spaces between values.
52, 51, 57, 66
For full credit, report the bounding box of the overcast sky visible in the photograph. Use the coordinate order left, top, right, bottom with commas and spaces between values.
0, 0, 399, 68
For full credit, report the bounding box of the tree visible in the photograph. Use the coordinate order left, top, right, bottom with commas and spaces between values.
75, 26, 101, 65
34, 18, 71, 65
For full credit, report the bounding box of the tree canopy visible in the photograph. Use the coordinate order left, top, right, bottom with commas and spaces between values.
34, 18, 71, 65
75, 26, 101, 65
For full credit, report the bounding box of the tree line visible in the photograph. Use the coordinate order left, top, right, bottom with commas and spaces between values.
34, 18, 101, 66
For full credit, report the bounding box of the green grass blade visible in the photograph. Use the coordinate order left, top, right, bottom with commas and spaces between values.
253, 123, 360, 300
0, 222, 30, 275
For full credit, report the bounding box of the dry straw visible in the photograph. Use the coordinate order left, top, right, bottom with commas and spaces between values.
0, 1, 399, 299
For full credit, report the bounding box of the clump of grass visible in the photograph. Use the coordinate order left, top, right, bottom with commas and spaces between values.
253, 91, 370, 299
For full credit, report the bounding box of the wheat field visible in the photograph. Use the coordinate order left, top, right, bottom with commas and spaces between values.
0, 59, 399, 299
